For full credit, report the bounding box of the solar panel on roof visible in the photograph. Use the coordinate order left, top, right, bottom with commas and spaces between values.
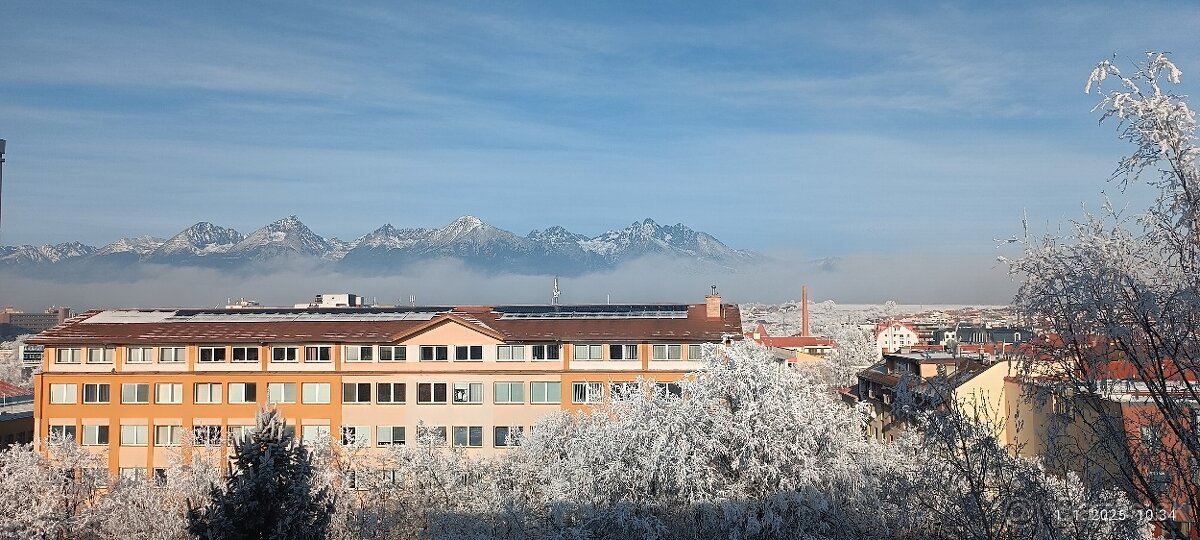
495, 304, 690, 320
83, 308, 446, 324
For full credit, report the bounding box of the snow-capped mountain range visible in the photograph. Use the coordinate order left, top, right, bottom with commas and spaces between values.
0, 216, 756, 276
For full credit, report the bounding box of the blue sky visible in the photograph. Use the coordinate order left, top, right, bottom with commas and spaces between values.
0, 1, 1196, 255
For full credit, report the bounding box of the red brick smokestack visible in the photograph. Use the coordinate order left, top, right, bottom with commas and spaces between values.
802, 286, 810, 337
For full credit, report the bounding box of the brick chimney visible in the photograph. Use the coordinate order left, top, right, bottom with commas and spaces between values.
705, 285, 722, 319
801, 286, 810, 337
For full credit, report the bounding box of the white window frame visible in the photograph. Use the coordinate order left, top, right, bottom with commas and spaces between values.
49, 424, 77, 441
231, 346, 260, 363
123, 383, 151, 404
452, 425, 484, 448
531, 381, 561, 404
227, 425, 254, 443
301, 425, 330, 444
454, 345, 483, 361
55, 348, 81, 364
229, 382, 257, 404
531, 344, 561, 360
194, 382, 223, 404
494, 426, 524, 448
378, 345, 406, 362
343, 345, 374, 362
198, 346, 227, 363
609, 344, 639, 360
342, 382, 371, 404
50, 383, 77, 404
341, 426, 370, 447
377, 426, 405, 446
573, 344, 603, 361
127, 347, 154, 363
420, 345, 449, 362
119, 468, 147, 483
377, 382, 406, 404
652, 344, 683, 361
304, 345, 332, 363
687, 344, 703, 360
82, 425, 109, 446
572, 381, 604, 404
83, 383, 110, 404
452, 382, 483, 404
154, 382, 182, 404
159, 347, 186, 363
302, 382, 331, 404
494, 382, 525, 404
120, 425, 148, 446
193, 425, 223, 447
417, 382, 448, 404
271, 346, 299, 363
497, 345, 525, 361
155, 425, 182, 447
267, 382, 297, 404
87, 347, 114, 364
418, 425, 447, 446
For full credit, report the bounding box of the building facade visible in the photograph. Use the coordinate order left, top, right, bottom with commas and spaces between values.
29, 294, 741, 478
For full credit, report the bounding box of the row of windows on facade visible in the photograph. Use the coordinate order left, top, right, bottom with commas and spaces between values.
93, 464, 481, 490
48, 380, 681, 406
52, 343, 703, 365
48, 423, 525, 450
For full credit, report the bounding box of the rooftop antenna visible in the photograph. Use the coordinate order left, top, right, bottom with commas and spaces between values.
552, 276, 561, 306
606, 294, 611, 305
409, 294, 416, 307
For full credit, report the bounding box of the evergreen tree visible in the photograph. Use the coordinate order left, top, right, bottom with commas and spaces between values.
187, 407, 334, 540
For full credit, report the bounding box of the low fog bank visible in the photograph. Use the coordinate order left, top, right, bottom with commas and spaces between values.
0, 251, 1018, 311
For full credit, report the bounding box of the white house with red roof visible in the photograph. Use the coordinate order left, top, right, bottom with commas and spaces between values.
873, 320, 921, 356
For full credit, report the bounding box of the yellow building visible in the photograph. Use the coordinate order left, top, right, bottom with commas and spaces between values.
29, 293, 741, 478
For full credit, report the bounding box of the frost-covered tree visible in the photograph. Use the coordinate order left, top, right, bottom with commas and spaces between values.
187, 407, 334, 540
0, 438, 104, 539
1008, 52, 1200, 536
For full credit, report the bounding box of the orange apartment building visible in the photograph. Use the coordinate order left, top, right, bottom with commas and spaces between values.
28, 293, 741, 479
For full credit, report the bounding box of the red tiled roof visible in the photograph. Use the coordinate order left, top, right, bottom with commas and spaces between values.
0, 381, 31, 399
27, 304, 743, 345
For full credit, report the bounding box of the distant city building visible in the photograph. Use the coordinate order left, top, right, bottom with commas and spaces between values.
873, 320, 921, 356
295, 293, 366, 309
0, 381, 34, 448
743, 287, 836, 361
0, 306, 71, 340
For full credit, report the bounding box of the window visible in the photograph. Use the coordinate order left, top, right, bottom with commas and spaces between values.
227, 425, 254, 443
1142, 426, 1163, 449
531, 381, 561, 404
193, 425, 222, 447
455, 345, 483, 361
417, 382, 448, 404
378, 345, 406, 362
83, 383, 110, 404
453, 382, 483, 404
344, 345, 374, 362
127, 347, 154, 363
497, 345, 525, 361
272, 346, 299, 363
377, 426, 405, 446
194, 383, 222, 404
609, 381, 639, 397
82, 425, 109, 446
655, 382, 683, 397
572, 382, 604, 404
304, 345, 331, 362
153, 468, 168, 487
267, 382, 297, 404
301, 425, 330, 443
574, 344, 602, 361
453, 426, 483, 447
154, 383, 181, 404
688, 344, 703, 360
494, 382, 525, 404
532, 344, 561, 360
121, 425, 148, 446
302, 383, 331, 404
341, 426, 369, 447
198, 346, 226, 363
1149, 470, 1171, 495
231, 346, 259, 363
418, 425, 447, 446
120, 468, 147, 483
420, 345, 449, 362
494, 426, 524, 447
342, 383, 371, 404
122, 383, 150, 404
50, 383, 77, 404
49, 424, 77, 441
55, 348, 81, 364
87, 347, 114, 364
159, 347, 186, 363
609, 344, 639, 360
652, 344, 683, 360
377, 382, 406, 403
229, 382, 257, 404
155, 425, 182, 447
